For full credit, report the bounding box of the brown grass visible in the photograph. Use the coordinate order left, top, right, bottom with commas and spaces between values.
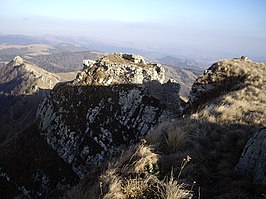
66, 59, 266, 199
66, 141, 192, 199
146, 120, 190, 152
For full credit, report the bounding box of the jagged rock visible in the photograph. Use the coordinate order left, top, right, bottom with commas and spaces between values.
240, 56, 249, 61
235, 128, 266, 185
3, 56, 61, 95
74, 53, 164, 85
38, 53, 181, 178
83, 59, 96, 69
12, 56, 24, 66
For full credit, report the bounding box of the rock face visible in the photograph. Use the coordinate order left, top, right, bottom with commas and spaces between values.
38, 53, 182, 178
76, 53, 164, 86
235, 128, 266, 185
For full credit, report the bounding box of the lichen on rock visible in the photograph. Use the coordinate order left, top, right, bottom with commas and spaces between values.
38, 53, 182, 178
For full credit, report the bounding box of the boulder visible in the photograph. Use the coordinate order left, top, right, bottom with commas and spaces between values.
235, 128, 266, 185
12, 56, 24, 66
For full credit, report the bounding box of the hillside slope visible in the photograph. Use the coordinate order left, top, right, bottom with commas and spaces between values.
68, 57, 266, 199
0, 53, 183, 198
163, 65, 199, 99
0, 56, 75, 143
1, 55, 264, 198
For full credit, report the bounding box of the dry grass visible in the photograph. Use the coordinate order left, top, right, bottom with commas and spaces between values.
66, 59, 266, 199
163, 177, 192, 199
146, 120, 192, 152
190, 59, 266, 126
66, 141, 193, 199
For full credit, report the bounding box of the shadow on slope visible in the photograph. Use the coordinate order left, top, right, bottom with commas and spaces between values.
67, 119, 264, 199
0, 79, 181, 198
0, 89, 49, 144
151, 119, 263, 199
0, 122, 79, 199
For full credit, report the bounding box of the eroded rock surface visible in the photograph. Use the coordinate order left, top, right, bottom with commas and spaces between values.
235, 128, 266, 185
38, 53, 182, 177
76, 53, 164, 85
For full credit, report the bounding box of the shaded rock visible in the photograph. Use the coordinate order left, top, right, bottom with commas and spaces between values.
235, 128, 266, 185
38, 53, 181, 178
121, 53, 146, 64
0, 122, 79, 199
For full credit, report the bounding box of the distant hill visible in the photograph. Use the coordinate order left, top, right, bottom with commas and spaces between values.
0, 43, 103, 72
25, 51, 103, 72
158, 55, 205, 70
163, 64, 199, 99
0, 56, 76, 143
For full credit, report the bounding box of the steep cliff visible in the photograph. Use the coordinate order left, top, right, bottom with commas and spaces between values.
38, 53, 182, 178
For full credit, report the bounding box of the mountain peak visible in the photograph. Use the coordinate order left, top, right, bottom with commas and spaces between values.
1, 56, 60, 95
12, 55, 24, 66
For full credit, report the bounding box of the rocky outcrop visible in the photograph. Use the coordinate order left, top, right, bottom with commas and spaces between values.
0, 56, 75, 143
187, 57, 252, 110
0, 56, 60, 143
38, 53, 182, 178
76, 53, 164, 86
1, 56, 61, 95
235, 128, 266, 185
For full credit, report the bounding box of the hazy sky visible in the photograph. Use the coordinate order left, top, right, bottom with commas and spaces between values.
0, 0, 266, 58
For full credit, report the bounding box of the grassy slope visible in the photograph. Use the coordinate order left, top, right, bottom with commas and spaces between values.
67, 58, 266, 199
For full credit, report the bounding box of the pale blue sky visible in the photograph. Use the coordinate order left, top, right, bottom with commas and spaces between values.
0, 0, 265, 58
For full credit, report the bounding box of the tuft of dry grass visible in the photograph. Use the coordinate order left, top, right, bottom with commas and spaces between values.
146, 120, 191, 152
66, 140, 193, 199
162, 177, 192, 199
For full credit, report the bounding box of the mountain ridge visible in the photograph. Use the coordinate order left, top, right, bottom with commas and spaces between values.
0, 54, 265, 198
0, 56, 76, 143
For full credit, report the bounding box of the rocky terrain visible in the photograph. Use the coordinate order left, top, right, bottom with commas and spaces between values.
0, 54, 265, 199
67, 57, 266, 198
0, 43, 199, 99
38, 53, 182, 178
0, 53, 183, 198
